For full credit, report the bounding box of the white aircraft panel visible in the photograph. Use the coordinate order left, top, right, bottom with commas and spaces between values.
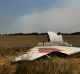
52, 46, 80, 55
48, 31, 63, 42
12, 46, 80, 62
12, 47, 49, 62
34, 46, 80, 55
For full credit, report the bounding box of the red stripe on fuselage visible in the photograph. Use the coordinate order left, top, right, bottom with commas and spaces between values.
39, 49, 62, 53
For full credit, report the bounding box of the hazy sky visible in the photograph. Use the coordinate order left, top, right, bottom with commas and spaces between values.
0, 0, 80, 33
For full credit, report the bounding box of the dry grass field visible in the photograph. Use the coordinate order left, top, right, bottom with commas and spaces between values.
63, 35, 80, 47
0, 35, 80, 48
0, 35, 80, 74
0, 35, 48, 48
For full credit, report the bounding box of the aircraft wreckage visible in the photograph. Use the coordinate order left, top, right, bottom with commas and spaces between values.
12, 31, 80, 62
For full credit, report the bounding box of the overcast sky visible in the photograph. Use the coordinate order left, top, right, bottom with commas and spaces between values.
0, 0, 80, 33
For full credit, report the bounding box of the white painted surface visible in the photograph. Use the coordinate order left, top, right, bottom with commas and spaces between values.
48, 31, 63, 42
13, 47, 48, 62
13, 46, 80, 62
53, 46, 80, 55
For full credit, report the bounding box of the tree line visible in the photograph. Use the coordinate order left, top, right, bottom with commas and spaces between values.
57, 32, 80, 35
0, 32, 80, 36
0, 32, 47, 36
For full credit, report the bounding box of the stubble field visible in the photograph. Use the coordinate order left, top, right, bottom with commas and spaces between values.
0, 35, 80, 74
